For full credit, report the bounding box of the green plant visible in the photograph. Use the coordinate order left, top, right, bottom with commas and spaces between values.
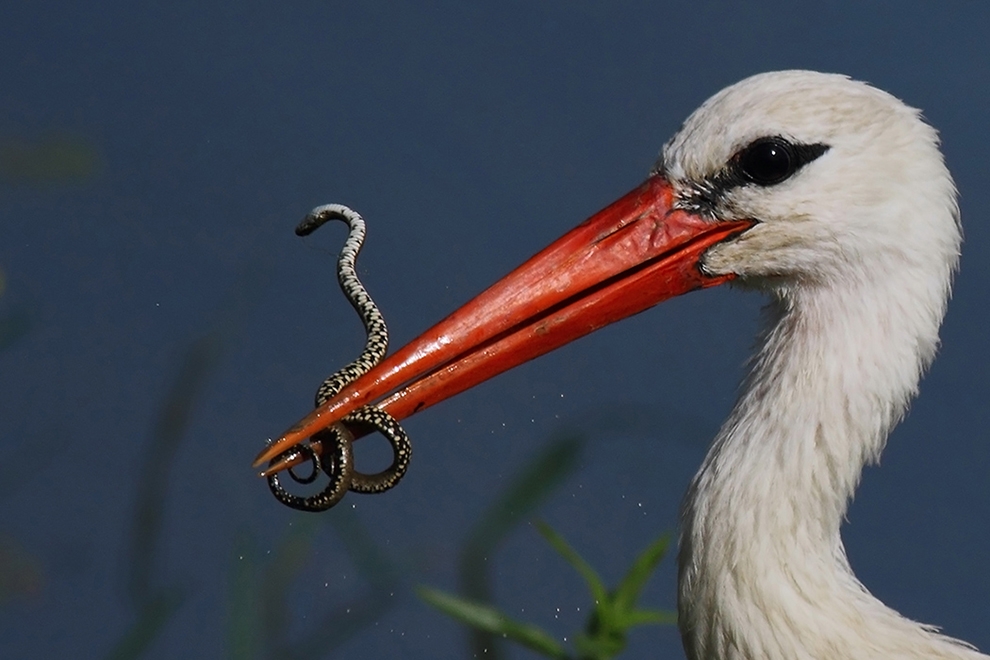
419, 522, 675, 659
417, 430, 676, 660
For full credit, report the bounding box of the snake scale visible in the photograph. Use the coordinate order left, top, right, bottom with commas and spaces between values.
266, 204, 411, 512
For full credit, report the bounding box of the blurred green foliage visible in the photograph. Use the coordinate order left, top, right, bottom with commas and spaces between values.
418, 437, 676, 660
0, 267, 43, 607
0, 535, 43, 607
104, 332, 219, 660
457, 435, 583, 657
0, 133, 102, 184
98, 264, 403, 659
226, 507, 401, 660
418, 522, 676, 660
0, 267, 30, 353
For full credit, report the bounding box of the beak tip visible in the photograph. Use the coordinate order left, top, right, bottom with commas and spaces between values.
251, 448, 273, 469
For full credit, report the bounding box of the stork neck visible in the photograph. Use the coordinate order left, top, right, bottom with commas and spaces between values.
711, 280, 930, 525
677, 277, 979, 659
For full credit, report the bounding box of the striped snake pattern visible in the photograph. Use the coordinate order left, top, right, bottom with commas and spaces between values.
266, 204, 412, 512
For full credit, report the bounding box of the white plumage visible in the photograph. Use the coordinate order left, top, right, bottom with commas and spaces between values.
667, 71, 981, 659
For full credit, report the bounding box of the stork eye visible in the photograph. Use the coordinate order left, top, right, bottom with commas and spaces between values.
735, 137, 798, 186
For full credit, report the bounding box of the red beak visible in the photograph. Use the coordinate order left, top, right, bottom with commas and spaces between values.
253, 175, 752, 471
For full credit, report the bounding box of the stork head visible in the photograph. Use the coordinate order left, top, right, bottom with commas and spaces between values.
254, 70, 960, 473
660, 70, 959, 294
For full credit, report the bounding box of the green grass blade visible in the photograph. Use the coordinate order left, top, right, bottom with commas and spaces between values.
617, 609, 677, 627
612, 534, 670, 613
417, 586, 570, 660
535, 521, 607, 605
574, 631, 625, 660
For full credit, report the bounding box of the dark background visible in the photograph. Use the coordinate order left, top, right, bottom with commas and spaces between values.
2, 2, 989, 658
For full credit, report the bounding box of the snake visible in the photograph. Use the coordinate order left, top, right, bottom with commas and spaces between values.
266, 204, 412, 512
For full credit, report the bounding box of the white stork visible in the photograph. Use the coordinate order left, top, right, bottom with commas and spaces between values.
257, 71, 984, 659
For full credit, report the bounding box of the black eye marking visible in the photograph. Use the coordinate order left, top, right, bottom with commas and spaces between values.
731, 137, 829, 187
672, 137, 830, 218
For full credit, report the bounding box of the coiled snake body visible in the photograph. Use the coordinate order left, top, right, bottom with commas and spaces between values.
266, 204, 411, 512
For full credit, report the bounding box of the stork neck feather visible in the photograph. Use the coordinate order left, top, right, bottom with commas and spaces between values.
677, 272, 982, 659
